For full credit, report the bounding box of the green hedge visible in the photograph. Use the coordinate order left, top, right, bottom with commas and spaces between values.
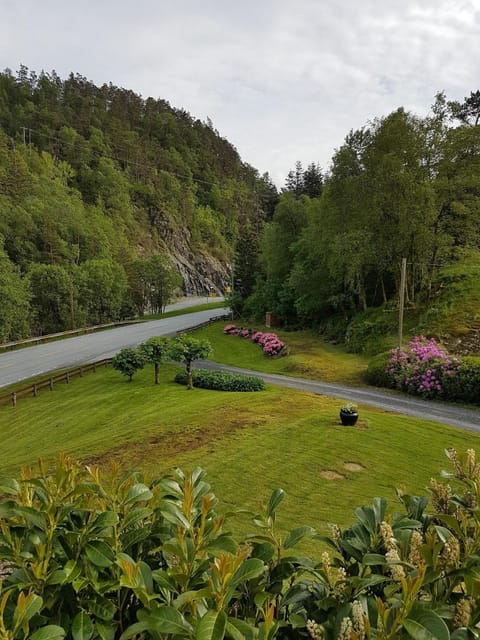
442, 356, 480, 404
174, 368, 266, 391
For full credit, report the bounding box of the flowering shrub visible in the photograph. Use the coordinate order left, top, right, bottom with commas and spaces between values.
385, 336, 460, 399
223, 324, 286, 357
223, 324, 238, 334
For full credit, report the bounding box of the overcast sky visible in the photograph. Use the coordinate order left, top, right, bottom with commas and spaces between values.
1, 0, 478, 186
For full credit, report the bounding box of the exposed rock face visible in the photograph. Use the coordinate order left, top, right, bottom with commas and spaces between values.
163, 224, 230, 296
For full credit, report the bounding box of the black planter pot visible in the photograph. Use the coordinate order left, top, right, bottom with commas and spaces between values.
340, 410, 359, 426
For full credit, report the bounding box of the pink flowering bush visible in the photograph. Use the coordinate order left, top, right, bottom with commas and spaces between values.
223, 324, 237, 334
386, 336, 460, 399
223, 325, 286, 357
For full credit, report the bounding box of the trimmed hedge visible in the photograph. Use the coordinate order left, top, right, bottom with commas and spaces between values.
174, 368, 266, 391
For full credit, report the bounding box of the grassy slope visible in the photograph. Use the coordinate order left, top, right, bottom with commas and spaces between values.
1, 358, 479, 546
194, 323, 370, 385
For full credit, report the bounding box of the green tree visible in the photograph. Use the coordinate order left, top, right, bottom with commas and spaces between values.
169, 335, 212, 389
78, 258, 128, 324
139, 336, 171, 384
131, 255, 182, 315
0, 240, 31, 341
28, 263, 76, 334
111, 347, 145, 382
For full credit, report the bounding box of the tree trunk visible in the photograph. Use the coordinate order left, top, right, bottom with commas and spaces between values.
186, 361, 193, 390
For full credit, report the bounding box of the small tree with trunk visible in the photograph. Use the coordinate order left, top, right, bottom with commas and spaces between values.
169, 335, 212, 389
112, 347, 145, 382
139, 336, 170, 384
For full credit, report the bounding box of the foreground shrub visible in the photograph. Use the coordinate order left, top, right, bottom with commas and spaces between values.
2, 449, 480, 638
175, 368, 266, 391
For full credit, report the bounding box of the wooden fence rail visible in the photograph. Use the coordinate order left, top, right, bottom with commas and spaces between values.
0, 313, 230, 408
0, 359, 112, 408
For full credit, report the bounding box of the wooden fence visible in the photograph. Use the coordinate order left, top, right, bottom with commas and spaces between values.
0, 313, 230, 408
0, 359, 112, 408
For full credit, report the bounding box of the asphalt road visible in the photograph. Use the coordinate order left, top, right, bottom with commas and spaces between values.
197, 361, 480, 434
0, 301, 229, 389
2, 302, 480, 434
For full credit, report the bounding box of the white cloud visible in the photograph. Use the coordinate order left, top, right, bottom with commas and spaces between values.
0, 0, 478, 186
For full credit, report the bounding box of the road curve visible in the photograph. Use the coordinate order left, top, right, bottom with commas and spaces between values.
2, 304, 480, 434
197, 360, 480, 434
0, 305, 229, 389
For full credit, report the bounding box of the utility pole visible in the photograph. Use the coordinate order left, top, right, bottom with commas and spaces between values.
230, 262, 234, 320
398, 258, 407, 351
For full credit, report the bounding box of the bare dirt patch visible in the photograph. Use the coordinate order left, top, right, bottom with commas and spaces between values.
319, 469, 345, 480
82, 414, 265, 469
343, 462, 365, 472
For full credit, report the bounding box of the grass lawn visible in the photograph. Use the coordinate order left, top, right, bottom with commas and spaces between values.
1, 361, 479, 552
192, 322, 370, 385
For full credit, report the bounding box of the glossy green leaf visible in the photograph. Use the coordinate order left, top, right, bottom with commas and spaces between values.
124, 483, 153, 504
96, 620, 116, 640
91, 510, 119, 532
12, 592, 43, 629
0, 477, 20, 495
85, 540, 115, 567
196, 610, 227, 640
283, 526, 315, 549
267, 488, 285, 519
404, 611, 450, 640
120, 506, 152, 530
72, 611, 94, 640
226, 618, 255, 640
231, 558, 265, 586
30, 626, 66, 640
86, 596, 116, 621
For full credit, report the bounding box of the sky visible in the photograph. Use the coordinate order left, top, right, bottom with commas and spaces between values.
1, 0, 479, 186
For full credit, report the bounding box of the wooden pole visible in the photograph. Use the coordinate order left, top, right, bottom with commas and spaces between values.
398, 258, 407, 352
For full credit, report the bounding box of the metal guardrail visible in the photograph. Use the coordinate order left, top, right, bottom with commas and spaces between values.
176, 314, 230, 335
0, 313, 230, 408
0, 320, 139, 352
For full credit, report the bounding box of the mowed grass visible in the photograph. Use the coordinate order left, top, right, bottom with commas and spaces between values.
1, 361, 479, 548
194, 322, 370, 385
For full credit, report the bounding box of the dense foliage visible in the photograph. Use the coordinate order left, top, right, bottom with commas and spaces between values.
1, 449, 480, 638
174, 368, 266, 391
246, 92, 480, 343
365, 336, 480, 405
0, 66, 275, 341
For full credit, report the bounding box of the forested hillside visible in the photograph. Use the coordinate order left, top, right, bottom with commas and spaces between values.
245, 92, 480, 349
0, 66, 277, 340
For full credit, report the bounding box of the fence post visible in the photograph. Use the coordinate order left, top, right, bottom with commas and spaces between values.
66, 371, 70, 384
12, 392, 16, 407
49, 378, 53, 390
79, 366, 83, 377
33, 383, 37, 397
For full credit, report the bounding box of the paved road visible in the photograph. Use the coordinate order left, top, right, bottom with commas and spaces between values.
2, 302, 480, 433
0, 301, 228, 389
197, 361, 480, 433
